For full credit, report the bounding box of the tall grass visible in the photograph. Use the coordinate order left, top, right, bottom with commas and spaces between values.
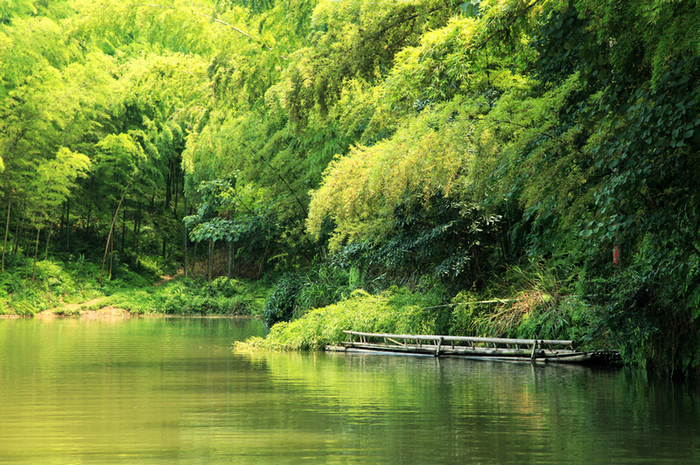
449, 261, 600, 345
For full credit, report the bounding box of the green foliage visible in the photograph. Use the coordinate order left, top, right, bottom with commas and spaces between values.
0, 256, 263, 316
0, 259, 96, 313
308, 97, 482, 248
101, 275, 259, 315
2, 0, 700, 375
585, 244, 700, 375
296, 264, 362, 312
262, 273, 304, 326
246, 286, 448, 350
447, 260, 604, 345
323, 193, 504, 294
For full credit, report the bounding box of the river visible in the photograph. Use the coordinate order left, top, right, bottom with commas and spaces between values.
0, 317, 698, 464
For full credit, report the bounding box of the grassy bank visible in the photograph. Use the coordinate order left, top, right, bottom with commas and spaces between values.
0, 259, 271, 317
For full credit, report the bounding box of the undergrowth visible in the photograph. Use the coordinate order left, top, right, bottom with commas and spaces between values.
247, 260, 607, 351
0, 258, 269, 316
242, 286, 450, 351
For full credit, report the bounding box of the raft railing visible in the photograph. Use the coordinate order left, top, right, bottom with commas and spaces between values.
340, 330, 580, 361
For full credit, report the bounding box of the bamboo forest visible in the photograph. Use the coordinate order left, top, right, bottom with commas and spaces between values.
1, 0, 700, 376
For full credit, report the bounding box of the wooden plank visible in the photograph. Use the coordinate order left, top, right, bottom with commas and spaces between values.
342, 330, 572, 347
338, 342, 591, 362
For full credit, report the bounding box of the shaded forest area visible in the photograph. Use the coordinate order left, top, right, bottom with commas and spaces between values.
1, 0, 700, 375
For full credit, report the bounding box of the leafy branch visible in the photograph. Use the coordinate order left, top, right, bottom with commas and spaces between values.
135, 4, 273, 51
466, 0, 543, 53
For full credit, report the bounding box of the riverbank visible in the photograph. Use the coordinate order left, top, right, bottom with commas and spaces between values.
0, 259, 271, 317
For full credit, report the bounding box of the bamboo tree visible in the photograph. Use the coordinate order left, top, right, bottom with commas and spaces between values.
183, 195, 188, 278
100, 178, 136, 282
31, 226, 41, 283
208, 239, 213, 282
2, 197, 11, 273
43, 223, 54, 261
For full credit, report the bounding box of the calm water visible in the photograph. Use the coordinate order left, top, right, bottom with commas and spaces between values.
0, 317, 698, 464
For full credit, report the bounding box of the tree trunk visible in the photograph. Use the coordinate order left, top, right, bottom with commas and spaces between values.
32, 227, 41, 283
101, 189, 131, 282
193, 241, 198, 277
13, 205, 25, 259
65, 197, 71, 253
85, 176, 94, 237
174, 170, 179, 218
2, 197, 11, 273
108, 231, 114, 280
24, 236, 30, 279
44, 222, 54, 261
228, 240, 233, 282
59, 201, 66, 246
183, 196, 188, 278
165, 161, 172, 210
121, 205, 126, 254
208, 239, 213, 282
133, 201, 141, 255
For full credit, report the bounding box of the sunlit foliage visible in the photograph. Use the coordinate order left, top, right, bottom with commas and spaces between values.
2, 0, 700, 373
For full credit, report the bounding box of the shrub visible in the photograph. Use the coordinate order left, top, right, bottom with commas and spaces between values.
244, 287, 446, 350
205, 276, 241, 298
262, 273, 304, 327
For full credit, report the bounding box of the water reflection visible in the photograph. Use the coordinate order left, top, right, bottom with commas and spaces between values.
0, 317, 698, 464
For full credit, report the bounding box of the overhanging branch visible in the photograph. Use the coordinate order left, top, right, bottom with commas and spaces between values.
135, 4, 273, 51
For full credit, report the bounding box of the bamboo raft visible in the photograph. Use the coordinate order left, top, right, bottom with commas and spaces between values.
327, 330, 618, 364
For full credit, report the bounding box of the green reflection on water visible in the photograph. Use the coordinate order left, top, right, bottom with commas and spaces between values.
0, 317, 698, 464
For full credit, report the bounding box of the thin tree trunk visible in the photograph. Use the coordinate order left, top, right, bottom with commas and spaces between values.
183, 196, 188, 278
2, 197, 11, 273
258, 238, 271, 278
208, 239, 213, 282
65, 197, 70, 253
13, 207, 25, 259
108, 231, 114, 280
165, 161, 172, 210
44, 222, 54, 261
59, 201, 66, 246
133, 201, 141, 255
228, 240, 232, 282
32, 227, 41, 283
174, 171, 179, 218
193, 241, 198, 277
24, 236, 31, 279
86, 177, 94, 237
121, 205, 126, 254
101, 180, 136, 282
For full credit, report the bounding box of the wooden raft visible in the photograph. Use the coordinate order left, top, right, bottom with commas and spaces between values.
329, 330, 605, 363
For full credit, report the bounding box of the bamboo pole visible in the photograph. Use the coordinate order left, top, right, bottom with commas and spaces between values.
31, 227, 40, 283
2, 197, 11, 273
342, 330, 573, 347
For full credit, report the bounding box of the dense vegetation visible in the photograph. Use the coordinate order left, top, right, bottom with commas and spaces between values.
1, 0, 699, 375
